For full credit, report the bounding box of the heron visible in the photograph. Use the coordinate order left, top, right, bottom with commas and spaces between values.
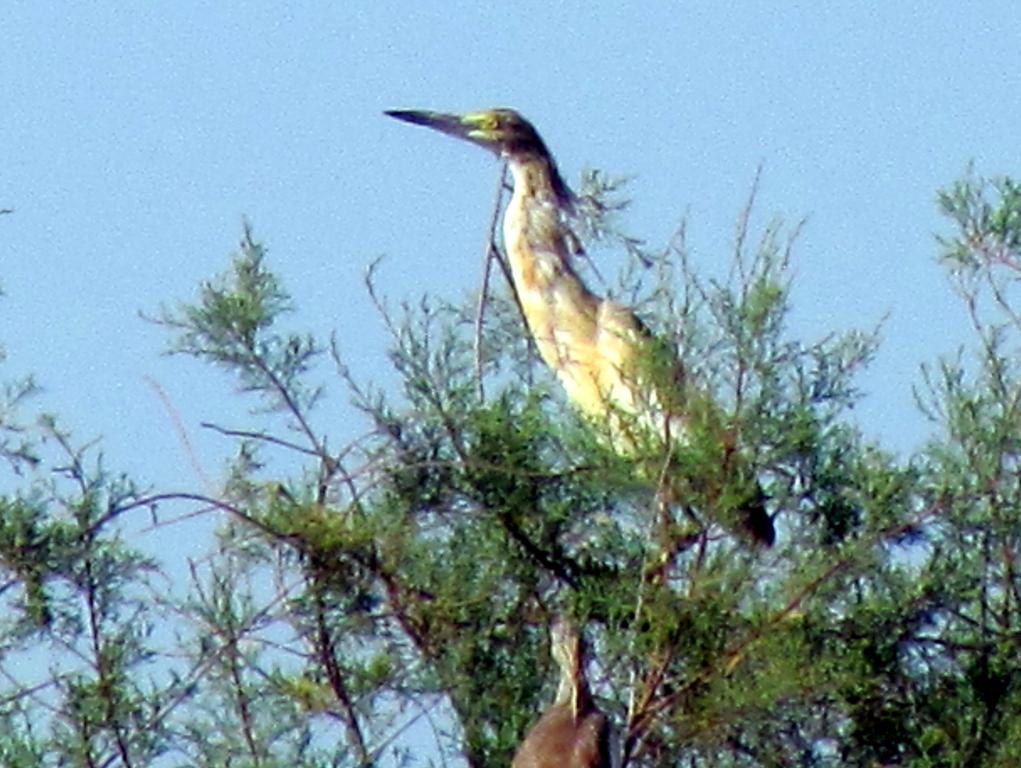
511, 617, 610, 768
385, 108, 774, 546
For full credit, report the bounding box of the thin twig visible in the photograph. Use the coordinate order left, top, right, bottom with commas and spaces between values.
475, 162, 508, 402
473, 167, 542, 381
730, 163, 764, 288
311, 578, 370, 764
200, 421, 325, 458
368, 695, 445, 765
145, 376, 216, 494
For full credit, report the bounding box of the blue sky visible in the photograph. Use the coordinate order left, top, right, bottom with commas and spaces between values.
2, 3, 1019, 500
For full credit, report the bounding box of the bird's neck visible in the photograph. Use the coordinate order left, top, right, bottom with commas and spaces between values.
502, 155, 574, 283
555, 669, 592, 718
506, 152, 573, 212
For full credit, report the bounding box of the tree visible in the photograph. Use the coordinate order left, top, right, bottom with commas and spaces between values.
1, 171, 1019, 767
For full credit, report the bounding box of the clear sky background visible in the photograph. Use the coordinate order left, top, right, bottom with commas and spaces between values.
2, 3, 1019, 566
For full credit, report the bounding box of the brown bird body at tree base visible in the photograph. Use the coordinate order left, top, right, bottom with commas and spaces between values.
385, 107, 774, 546
511, 618, 610, 768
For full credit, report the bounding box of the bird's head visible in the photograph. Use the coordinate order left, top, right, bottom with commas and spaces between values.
385, 108, 550, 159
385, 107, 574, 209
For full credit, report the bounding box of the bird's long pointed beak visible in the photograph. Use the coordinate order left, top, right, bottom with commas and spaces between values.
385, 109, 499, 153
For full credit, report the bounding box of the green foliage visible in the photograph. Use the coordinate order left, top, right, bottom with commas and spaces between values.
157, 223, 324, 417
2, 170, 1021, 766
0, 416, 166, 767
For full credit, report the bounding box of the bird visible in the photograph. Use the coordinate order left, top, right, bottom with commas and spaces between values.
385, 108, 774, 546
511, 617, 611, 768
